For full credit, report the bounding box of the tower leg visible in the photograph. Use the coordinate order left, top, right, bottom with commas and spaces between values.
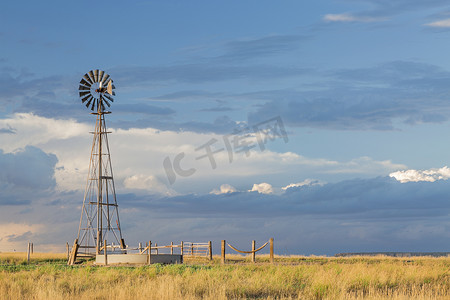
120, 238, 126, 253
68, 239, 79, 266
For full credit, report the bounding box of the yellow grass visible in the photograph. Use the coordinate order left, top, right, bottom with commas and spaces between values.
0, 252, 67, 265
0, 253, 448, 299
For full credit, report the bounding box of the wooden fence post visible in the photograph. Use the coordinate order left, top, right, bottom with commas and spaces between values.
208, 241, 212, 261
221, 240, 226, 264
269, 238, 274, 264
31, 243, 34, 254
148, 241, 151, 265
66, 242, 69, 260
139, 242, 142, 252
68, 239, 79, 266
27, 242, 30, 263
181, 241, 184, 256
104, 239, 108, 266
252, 240, 256, 263
155, 243, 158, 255
171, 242, 174, 255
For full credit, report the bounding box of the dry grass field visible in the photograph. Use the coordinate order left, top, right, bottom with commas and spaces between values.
0, 252, 448, 299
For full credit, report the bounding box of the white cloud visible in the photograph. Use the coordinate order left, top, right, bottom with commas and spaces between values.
210, 184, 237, 195
249, 182, 273, 194
425, 19, 450, 27
389, 166, 450, 183
0, 113, 407, 195
323, 13, 383, 23
123, 174, 177, 196
282, 179, 325, 190
324, 156, 406, 175
0, 113, 89, 152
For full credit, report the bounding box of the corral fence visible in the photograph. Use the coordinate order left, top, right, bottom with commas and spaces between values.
221, 238, 274, 264
136, 241, 213, 260
65, 238, 274, 264
183, 242, 213, 260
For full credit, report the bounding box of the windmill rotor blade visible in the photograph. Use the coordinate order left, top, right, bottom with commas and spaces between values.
98, 70, 104, 83
104, 94, 114, 102
84, 95, 93, 104
80, 70, 114, 111
80, 78, 91, 87
102, 97, 111, 106
88, 70, 95, 83
94, 70, 99, 82
85, 97, 93, 108
83, 74, 93, 84
90, 99, 96, 111
101, 74, 110, 85
80, 91, 90, 99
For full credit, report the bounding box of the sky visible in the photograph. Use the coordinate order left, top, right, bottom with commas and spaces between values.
1, 0, 450, 255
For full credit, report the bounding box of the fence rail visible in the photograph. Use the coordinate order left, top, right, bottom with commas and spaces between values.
67, 238, 274, 265
182, 242, 211, 257
222, 238, 274, 264
136, 241, 212, 260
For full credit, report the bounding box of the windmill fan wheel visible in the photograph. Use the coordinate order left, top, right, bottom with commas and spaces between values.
79, 69, 116, 111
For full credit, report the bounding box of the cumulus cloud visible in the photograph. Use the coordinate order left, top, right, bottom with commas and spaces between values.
0, 146, 58, 206
0, 146, 57, 190
210, 184, 237, 195
0, 113, 407, 195
282, 179, 325, 190
0, 125, 16, 134
249, 182, 273, 194
0, 113, 90, 152
0, 113, 409, 198
389, 166, 450, 183
123, 174, 177, 196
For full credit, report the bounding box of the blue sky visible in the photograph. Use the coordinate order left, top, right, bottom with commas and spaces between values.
1, 0, 450, 254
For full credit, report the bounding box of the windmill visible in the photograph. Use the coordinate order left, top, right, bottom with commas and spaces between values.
68, 70, 125, 265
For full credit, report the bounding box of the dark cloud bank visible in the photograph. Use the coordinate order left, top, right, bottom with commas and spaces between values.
117, 177, 450, 255
1, 146, 448, 254
0, 146, 57, 205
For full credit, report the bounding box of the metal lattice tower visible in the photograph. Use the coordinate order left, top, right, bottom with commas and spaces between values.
69, 70, 125, 264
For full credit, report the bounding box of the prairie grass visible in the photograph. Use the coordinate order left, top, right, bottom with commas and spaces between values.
0, 252, 448, 299
0, 252, 67, 265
